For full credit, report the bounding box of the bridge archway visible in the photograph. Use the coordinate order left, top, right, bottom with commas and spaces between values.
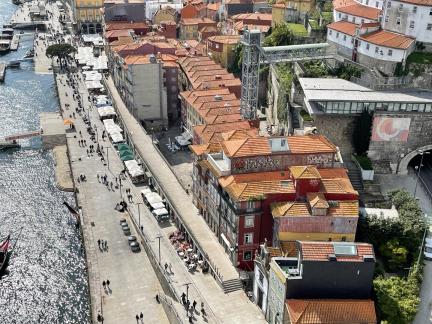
398, 145, 432, 174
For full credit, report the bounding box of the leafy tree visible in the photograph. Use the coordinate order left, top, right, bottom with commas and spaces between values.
303, 60, 330, 78
352, 109, 373, 155
46, 43, 76, 69
334, 64, 362, 80
229, 44, 243, 75
379, 239, 408, 270
374, 270, 421, 324
263, 23, 293, 47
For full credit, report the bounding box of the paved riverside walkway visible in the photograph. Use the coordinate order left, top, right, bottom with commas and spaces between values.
56, 73, 169, 324
103, 77, 267, 323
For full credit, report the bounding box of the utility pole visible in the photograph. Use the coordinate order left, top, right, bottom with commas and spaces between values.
155, 234, 163, 265
137, 202, 143, 229
105, 147, 110, 170
414, 150, 430, 197
181, 282, 192, 315
417, 213, 429, 269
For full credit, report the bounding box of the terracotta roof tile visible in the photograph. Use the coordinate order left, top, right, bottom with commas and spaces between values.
290, 166, 321, 179
286, 299, 377, 324
105, 21, 149, 31
321, 178, 357, 195
333, 0, 356, 9
327, 200, 359, 216
327, 21, 357, 36
221, 135, 337, 158
207, 35, 241, 44
317, 168, 349, 179
272, 202, 311, 217
207, 2, 221, 10
359, 30, 415, 49
336, 3, 381, 20
400, 0, 432, 5
299, 241, 374, 262
307, 192, 329, 209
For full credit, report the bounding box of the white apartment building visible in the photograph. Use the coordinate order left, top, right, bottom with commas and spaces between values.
381, 0, 432, 47
334, 2, 381, 24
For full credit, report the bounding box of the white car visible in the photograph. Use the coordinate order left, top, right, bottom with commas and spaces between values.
424, 237, 432, 260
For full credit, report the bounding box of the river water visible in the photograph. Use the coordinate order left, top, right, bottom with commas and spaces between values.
0, 1, 90, 323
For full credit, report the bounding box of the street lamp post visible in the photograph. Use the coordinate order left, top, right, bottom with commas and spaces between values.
182, 282, 192, 315
417, 213, 429, 269
151, 127, 154, 143
105, 147, 110, 170
414, 150, 430, 196
137, 202, 143, 229
155, 235, 162, 265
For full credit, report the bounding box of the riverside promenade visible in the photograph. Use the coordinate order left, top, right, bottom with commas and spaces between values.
56, 73, 169, 323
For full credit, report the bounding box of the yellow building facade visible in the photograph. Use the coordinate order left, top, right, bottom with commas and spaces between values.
73, 0, 104, 33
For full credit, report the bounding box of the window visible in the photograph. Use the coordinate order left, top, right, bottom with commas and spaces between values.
361, 19, 365, 24
245, 216, 254, 228
366, 43, 370, 50
329, 29, 332, 35
387, 1, 391, 7
215, 43, 219, 49
352, 16, 355, 22
244, 233, 253, 244
343, 35, 347, 41
376, 1, 379, 7
388, 49, 393, 56
336, 32, 339, 38
375, 46, 379, 53
246, 200, 254, 210
409, 20, 415, 28
430, 8, 432, 15
338, 13, 342, 18
259, 271, 264, 283
385, 15, 389, 22
427, 24, 432, 31
398, 3, 403, 10
396, 18, 401, 25
413, 6, 417, 13
365, 0, 369, 4
243, 251, 252, 261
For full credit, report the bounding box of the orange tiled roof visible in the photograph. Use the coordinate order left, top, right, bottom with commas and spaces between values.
327, 21, 357, 36
336, 3, 381, 20
286, 299, 377, 324
195, 120, 256, 143
317, 168, 349, 179
207, 2, 221, 10
219, 171, 295, 200
272, 202, 311, 217
221, 135, 337, 158
321, 178, 357, 195
290, 166, 321, 180
181, 17, 215, 25
208, 35, 241, 45
205, 113, 243, 124
231, 13, 272, 21
221, 129, 259, 141
105, 21, 149, 31
299, 241, 374, 262
190, 142, 222, 156
105, 29, 134, 38
332, 0, 356, 9
234, 21, 271, 33
307, 192, 329, 209
327, 200, 359, 217
359, 29, 415, 49
400, 0, 432, 5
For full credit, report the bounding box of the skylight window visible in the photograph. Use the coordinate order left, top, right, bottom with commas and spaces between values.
333, 243, 357, 256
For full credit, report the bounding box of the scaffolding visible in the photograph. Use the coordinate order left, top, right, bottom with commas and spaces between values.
240, 29, 334, 120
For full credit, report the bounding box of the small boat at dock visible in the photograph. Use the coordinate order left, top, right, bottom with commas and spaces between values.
24, 49, 34, 58
7, 60, 20, 68
0, 39, 11, 53
0, 140, 20, 149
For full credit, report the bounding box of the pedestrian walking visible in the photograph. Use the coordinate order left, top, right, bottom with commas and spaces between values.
201, 302, 205, 315
97, 239, 101, 248
135, 314, 139, 322
97, 174, 100, 182
139, 312, 143, 320
193, 300, 197, 311
155, 294, 160, 303
86, 149, 89, 156
105, 240, 108, 251
102, 281, 106, 289
106, 279, 110, 287
169, 263, 172, 274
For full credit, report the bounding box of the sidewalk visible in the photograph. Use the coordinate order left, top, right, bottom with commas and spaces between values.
104, 77, 267, 323
57, 73, 169, 324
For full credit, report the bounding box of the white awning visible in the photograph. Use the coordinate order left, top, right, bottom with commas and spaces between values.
220, 233, 231, 249
150, 202, 165, 210
153, 208, 169, 216
140, 187, 152, 196
124, 159, 144, 177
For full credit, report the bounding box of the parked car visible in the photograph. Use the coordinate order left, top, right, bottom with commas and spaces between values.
424, 237, 432, 260
130, 241, 141, 252
121, 224, 131, 235
119, 218, 127, 225
128, 236, 137, 245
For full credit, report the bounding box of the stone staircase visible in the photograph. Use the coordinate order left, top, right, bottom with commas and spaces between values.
222, 278, 243, 294
344, 160, 365, 194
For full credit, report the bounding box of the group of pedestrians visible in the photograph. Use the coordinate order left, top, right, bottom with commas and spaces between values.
135, 312, 144, 323
97, 239, 108, 252
102, 279, 111, 294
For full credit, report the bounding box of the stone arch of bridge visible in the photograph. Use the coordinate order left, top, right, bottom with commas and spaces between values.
397, 144, 432, 175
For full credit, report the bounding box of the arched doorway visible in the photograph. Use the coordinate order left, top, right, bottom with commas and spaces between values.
398, 145, 432, 174
81, 24, 88, 34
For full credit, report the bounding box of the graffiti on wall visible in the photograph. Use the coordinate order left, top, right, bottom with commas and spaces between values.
371, 117, 411, 142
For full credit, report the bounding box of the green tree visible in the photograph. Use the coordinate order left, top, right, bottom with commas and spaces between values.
379, 239, 408, 270
374, 271, 421, 324
352, 109, 373, 155
263, 23, 293, 47
46, 43, 76, 69
229, 44, 243, 75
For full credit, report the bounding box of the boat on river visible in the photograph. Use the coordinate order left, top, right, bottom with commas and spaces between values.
0, 235, 11, 276
0, 140, 20, 149
7, 60, 20, 68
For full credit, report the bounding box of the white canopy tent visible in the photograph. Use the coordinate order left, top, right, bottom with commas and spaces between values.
124, 159, 144, 178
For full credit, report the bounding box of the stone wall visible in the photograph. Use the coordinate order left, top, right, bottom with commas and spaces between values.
368, 112, 432, 173
357, 52, 397, 76
313, 114, 356, 157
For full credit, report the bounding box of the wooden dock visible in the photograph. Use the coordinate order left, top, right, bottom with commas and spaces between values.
0, 63, 5, 82
10, 35, 19, 51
